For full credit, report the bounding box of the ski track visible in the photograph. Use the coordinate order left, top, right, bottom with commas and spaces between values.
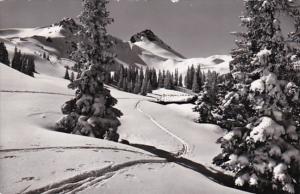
0, 90, 74, 96
0, 146, 155, 157
0, 90, 147, 100
1, 89, 193, 193
23, 159, 167, 194
135, 100, 190, 157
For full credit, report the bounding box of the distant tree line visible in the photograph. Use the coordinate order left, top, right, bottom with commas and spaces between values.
11, 47, 36, 77
0, 42, 36, 77
110, 64, 224, 98
112, 66, 185, 96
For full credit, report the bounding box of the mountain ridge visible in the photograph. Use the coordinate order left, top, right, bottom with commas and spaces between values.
0, 18, 231, 76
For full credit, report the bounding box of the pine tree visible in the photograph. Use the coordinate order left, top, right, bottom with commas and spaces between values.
184, 66, 190, 88
141, 71, 148, 96
0, 42, 10, 66
178, 74, 183, 87
190, 65, 195, 87
133, 75, 141, 94
212, 1, 300, 193
127, 80, 133, 93
192, 71, 200, 93
196, 65, 202, 89
56, 0, 122, 141
117, 66, 124, 89
64, 67, 70, 80
146, 80, 152, 93
122, 78, 128, 91
27, 56, 35, 77
139, 67, 144, 83
11, 47, 22, 71
158, 70, 164, 88
151, 68, 158, 89
164, 71, 172, 89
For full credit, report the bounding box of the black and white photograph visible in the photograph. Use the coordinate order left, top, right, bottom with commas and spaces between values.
0, 0, 300, 193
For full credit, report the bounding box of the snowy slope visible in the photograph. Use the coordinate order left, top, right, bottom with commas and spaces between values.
0, 62, 248, 194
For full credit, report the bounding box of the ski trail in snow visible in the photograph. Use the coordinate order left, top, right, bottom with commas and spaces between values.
0, 90, 147, 100
0, 90, 73, 96
24, 159, 167, 194
135, 100, 189, 157
0, 146, 154, 157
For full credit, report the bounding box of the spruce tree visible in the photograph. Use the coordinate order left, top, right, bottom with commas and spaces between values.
141, 76, 148, 96
212, 1, 300, 193
11, 47, 22, 71
196, 65, 203, 89
27, 56, 35, 77
164, 71, 172, 89
133, 75, 141, 94
192, 71, 200, 93
56, 0, 122, 141
178, 74, 183, 87
0, 42, 10, 66
117, 66, 124, 89
184, 66, 190, 88
174, 68, 179, 87
151, 68, 158, 89
139, 67, 144, 82
19, 55, 26, 74
158, 70, 164, 88
146, 80, 152, 93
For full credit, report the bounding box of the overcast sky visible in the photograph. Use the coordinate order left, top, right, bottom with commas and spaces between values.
0, 0, 243, 57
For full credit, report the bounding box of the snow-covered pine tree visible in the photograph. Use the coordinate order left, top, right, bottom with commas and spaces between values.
56, 0, 122, 141
213, 1, 300, 193
0, 42, 10, 66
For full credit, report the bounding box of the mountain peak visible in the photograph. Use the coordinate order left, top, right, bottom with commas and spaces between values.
130, 29, 186, 59
130, 29, 158, 43
53, 17, 79, 34
54, 18, 77, 28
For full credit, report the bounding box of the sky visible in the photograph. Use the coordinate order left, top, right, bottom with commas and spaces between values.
0, 0, 243, 57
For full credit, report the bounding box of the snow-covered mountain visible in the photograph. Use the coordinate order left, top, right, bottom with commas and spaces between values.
0, 18, 231, 75
113, 29, 231, 74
